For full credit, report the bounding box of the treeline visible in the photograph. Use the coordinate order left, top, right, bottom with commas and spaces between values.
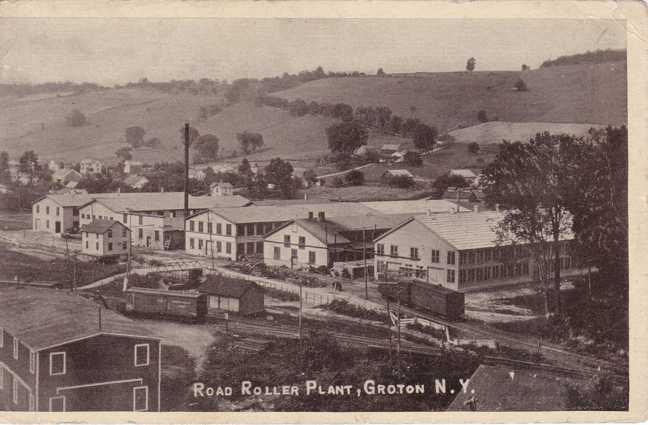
257, 95, 438, 150
540, 49, 626, 68
116, 77, 225, 96
0, 82, 106, 97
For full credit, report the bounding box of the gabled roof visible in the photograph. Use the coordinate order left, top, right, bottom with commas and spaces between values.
450, 169, 478, 179
380, 143, 402, 151
123, 174, 149, 186
362, 199, 468, 215
0, 287, 158, 351
81, 219, 127, 234
81, 192, 251, 213
52, 168, 80, 180
198, 276, 261, 298
384, 169, 414, 178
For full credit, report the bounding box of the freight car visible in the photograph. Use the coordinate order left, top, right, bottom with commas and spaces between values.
377, 281, 465, 320
125, 287, 208, 322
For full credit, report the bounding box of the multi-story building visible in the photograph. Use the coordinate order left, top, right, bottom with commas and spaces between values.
184, 203, 377, 261
373, 211, 579, 291
32, 193, 89, 234
0, 287, 160, 412
263, 213, 413, 269
80, 219, 130, 258
51, 169, 82, 186
125, 213, 184, 250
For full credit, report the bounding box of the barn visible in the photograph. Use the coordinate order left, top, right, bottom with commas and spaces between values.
198, 276, 264, 316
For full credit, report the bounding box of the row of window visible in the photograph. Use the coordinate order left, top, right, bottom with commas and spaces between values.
83, 229, 127, 239
135, 229, 160, 241
283, 235, 307, 249
189, 220, 232, 236
36, 205, 60, 216
40, 385, 149, 412
189, 238, 232, 254
458, 262, 531, 284
375, 244, 456, 265
273, 246, 317, 264
85, 240, 127, 251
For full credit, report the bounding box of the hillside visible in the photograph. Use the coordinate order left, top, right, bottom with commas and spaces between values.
448, 121, 605, 145
275, 61, 627, 133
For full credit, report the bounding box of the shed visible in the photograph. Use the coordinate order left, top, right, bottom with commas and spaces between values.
198, 276, 264, 316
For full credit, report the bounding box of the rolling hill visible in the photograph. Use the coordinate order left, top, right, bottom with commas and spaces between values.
275, 61, 627, 133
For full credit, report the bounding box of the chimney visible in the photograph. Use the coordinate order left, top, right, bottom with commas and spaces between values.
308, 211, 314, 220
473, 204, 479, 213
318, 211, 326, 222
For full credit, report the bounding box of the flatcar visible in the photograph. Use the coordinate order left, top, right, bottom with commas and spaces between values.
125, 287, 207, 322
377, 280, 465, 321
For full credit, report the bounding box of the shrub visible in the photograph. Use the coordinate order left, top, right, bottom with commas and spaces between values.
66, 109, 87, 127
514, 78, 529, 92
467, 142, 480, 154
322, 299, 388, 322
404, 151, 422, 167
477, 110, 488, 122
344, 169, 364, 186
387, 175, 415, 188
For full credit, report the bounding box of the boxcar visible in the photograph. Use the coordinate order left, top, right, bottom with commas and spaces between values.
125, 287, 207, 321
377, 281, 465, 320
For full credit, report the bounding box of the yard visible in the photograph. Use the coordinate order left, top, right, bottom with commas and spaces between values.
0, 211, 32, 231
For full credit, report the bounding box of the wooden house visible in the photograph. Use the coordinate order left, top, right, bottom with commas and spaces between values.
80, 219, 130, 258
198, 276, 264, 316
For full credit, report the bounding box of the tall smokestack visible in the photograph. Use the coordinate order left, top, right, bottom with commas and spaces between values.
184, 123, 190, 220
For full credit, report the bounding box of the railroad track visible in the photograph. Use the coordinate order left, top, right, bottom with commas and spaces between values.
399, 306, 628, 379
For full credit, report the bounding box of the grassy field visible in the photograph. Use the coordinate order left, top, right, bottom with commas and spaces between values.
0, 211, 32, 230
276, 62, 627, 132
448, 121, 605, 145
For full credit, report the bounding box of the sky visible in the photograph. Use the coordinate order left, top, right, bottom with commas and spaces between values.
0, 18, 626, 85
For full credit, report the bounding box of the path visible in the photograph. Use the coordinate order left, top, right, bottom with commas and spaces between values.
315, 163, 374, 180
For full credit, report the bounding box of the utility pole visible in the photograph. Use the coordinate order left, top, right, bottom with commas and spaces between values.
363, 227, 368, 299
396, 283, 401, 368
183, 123, 190, 221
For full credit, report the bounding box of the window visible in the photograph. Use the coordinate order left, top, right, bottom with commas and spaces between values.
29, 351, 35, 374
308, 251, 316, 264
46, 220, 49, 229
198, 221, 204, 233
226, 224, 232, 236
49, 396, 66, 412
447, 251, 456, 265
410, 247, 419, 260
107, 230, 112, 238
390, 245, 398, 257
50, 352, 66, 375
85, 241, 89, 249
237, 243, 244, 255
376, 244, 384, 256
0, 327, 3, 347
256, 223, 264, 235
189, 221, 195, 232
134, 344, 150, 367
226, 242, 231, 254
122, 241, 127, 250
95, 242, 99, 251
123, 213, 128, 223
207, 223, 213, 234
56, 207, 60, 216
256, 241, 263, 253
291, 249, 298, 259
108, 242, 113, 251
198, 239, 203, 250
133, 386, 149, 412
237, 225, 245, 236
284, 235, 291, 248
246, 224, 254, 236
298, 236, 306, 249
13, 338, 19, 359
273, 246, 281, 260
154, 230, 159, 241
138, 215, 143, 225
36, 205, 40, 213
13, 380, 18, 404
189, 238, 195, 249
122, 228, 127, 237
138, 228, 143, 240
46, 206, 50, 215
430, 249, 439, 263
447, 269, 455, 283
216, 241, 222, 253
216, 223, 222, 235
246, 242, 254, 254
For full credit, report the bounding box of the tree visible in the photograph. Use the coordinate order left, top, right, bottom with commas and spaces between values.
466, 57, 476, 72
344, 169, 365, 186
404, 151, 423, 167
66, 109, 87, 127
332, 103, 354, 122
522, 64, 530, 71
468, 142, 480, 154
179, 126, 200, 148
126, 126, 146, 148
481, 134, 578, 317
265, 158, 295, 199
193, 134, 220, 162
143, 137, 161, 148
18, 150, 41, 184
376, 68, 385, 76
477, 110, 488, 123
411, 123, 438, 151
302, 169, 317, 185
386, 174, 415, 188
0, 151, 10, 183
514, 78, 529, 92
115, 147, 133, 161
237, 131, 264, 154
433, 173, 468, 192
388, 115, 403, 135
238, 158, 252, 177
326, 121, 369, 154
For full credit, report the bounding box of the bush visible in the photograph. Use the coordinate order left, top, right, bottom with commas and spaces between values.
404, 151, 422, 166
331, 176, 345, 188
66, 109, 87, 127
514, 78, 529, 92
386, 175, 415, 188
477, 110, 488, 122
467, 142, 480, 154
322, 299, 388, 322
344, 169, 364, 186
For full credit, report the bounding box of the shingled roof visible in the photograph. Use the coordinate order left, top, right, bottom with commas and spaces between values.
198, 276, 261, 298
80, 219, 126, 234
0, 287, 158, 351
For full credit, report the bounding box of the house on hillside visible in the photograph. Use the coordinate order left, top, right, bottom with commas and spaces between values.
382, 169, 414, 180
198, 276, 264, 316
353, 145, 379, 158
211, 182, 234, 197
81, 219, 130, 258
373, 211, 579, 291
449, 169, 479, 184
0, 287, 161, 411
123, 160, 144, 175
380, 143, 403, 156
80, 159, 103, 176
48, 160, 64, 172
263, 212, 412, 270
123, 175, 149, 190
184, 203, 377, 261
52, 169, 82, 186
189, 169, 206, 181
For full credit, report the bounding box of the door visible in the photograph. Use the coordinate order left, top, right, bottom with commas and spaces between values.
55, 221, 61, 233
146, 236, 151, 247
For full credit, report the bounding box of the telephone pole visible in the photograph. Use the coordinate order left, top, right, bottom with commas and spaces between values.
183, 123, 190, 221
363, 227, 368, 299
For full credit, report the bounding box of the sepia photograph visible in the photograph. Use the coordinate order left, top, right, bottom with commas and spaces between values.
0, 2, 644, 421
